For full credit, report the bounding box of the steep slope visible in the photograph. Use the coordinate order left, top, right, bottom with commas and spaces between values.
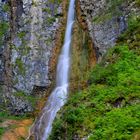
79, 0, 139, 60
0, 0, 139, 139
49, 0, 140, 139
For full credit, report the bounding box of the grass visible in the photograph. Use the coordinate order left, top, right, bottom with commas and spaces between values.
49, 45, 140, 140
0, 111, 29, 121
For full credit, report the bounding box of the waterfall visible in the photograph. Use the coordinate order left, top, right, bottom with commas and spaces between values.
33, 0, 75, 139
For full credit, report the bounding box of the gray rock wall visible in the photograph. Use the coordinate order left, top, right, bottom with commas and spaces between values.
0, 0, 10, 84
0, 0, 62, 114
11, 0, 62, 93
79, 0, 138, 60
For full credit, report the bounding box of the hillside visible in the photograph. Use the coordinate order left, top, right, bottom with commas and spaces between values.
0, 0, 140, 139
49, 0, 140, 139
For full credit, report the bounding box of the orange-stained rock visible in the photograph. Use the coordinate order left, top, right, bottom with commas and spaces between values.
14, 127, 27, 137
2, 132, 18, 140
18, 119, 33, 126
1, 119, 33, 140
0, 120, 17, 128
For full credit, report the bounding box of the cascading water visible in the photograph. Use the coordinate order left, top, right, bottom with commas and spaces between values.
32, 0, 75, 139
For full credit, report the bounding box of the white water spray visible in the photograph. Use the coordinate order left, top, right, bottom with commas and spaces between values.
33, 0, 75, 139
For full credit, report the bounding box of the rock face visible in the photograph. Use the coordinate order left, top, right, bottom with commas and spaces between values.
0, 0, 10, 85
78, 0, 139, 60
12, 0, 62, 93
0, 0, 63, 114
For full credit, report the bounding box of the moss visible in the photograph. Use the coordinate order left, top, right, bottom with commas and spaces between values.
17, 31, 26, 39
45, 37, 52, 46
2, 3, 10, 12
42, 8, 51, 13
0, 111, 31, 137
0, 21, 9, 46
15, 58, 26, 76
14, 91, 37, 107
0, 111, 30, 122
22, 46, 31, 55
135, 0, 140, 6
92, 0, 125, 24
47, 17, 56, 25
32, 0, 38, 6
48, 0, 62, 4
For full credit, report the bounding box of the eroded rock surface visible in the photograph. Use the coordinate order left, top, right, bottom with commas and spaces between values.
12, 0, 62, 93
0, 0, 63, 114
79, 0, 139, 59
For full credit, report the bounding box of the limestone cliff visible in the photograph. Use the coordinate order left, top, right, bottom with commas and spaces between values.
0, 0, 63, 115
79, 0, 139, 60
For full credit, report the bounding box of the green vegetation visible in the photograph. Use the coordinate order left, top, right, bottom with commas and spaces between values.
48, 0, 62, 4
0, 111, 29, 121
17, 31, 26, 39
43, 8, 51, 13
47, 17, 56, 25
0, 127, 5, 136
14, 91, 37, 107
92, 0, 124, 23
45, 37, 52, 46
0, 111, 30, 138
117, 16, 140, 54
92, 0, 139, 24
2, 4, 10, 12
135, 0, 140, 6
49, 13, 140, 140
15, 58, 26, 75
49, 45, 140, 140
0, 21, 9, 46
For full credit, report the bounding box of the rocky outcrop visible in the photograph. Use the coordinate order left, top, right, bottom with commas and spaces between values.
7, 95, 33, 115
78, 0, 139, 60
0, 0, 63, 115
11, 0, 62, 93
70, 20, 96, 92
0, 0, 10, 86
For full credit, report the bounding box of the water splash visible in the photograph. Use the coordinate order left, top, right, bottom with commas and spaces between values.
33, 0, 75, 139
